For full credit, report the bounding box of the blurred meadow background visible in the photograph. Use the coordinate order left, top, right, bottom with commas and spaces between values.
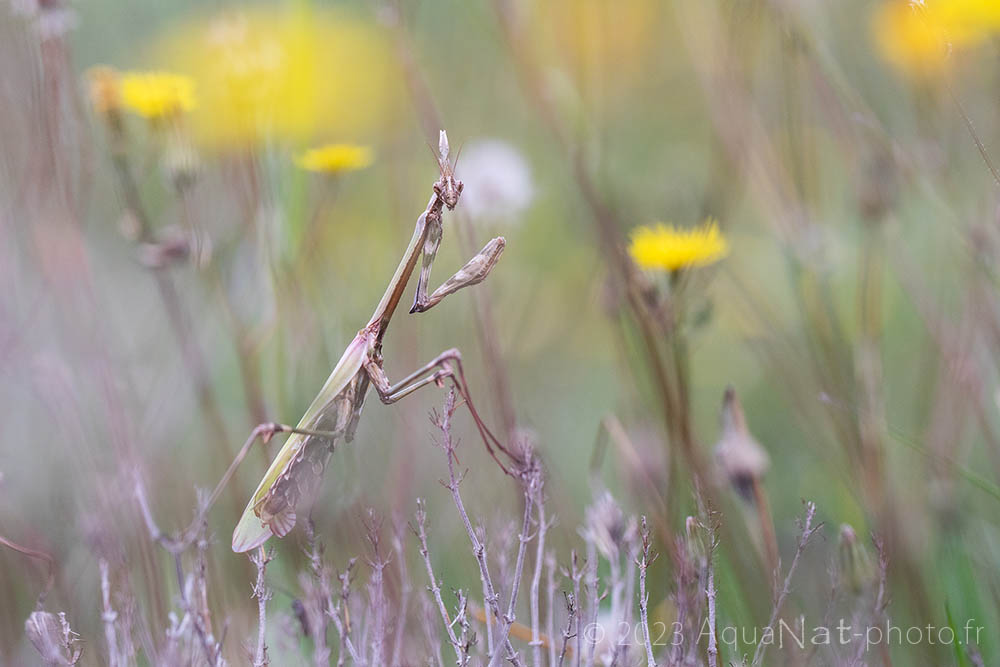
3, 0, 1000, 664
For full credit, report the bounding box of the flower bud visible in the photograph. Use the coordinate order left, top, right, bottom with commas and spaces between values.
87, 66, 121, 116
714, 386, 770, 500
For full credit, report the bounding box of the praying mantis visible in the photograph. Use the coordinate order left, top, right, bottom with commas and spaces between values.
231, 131, 512, 552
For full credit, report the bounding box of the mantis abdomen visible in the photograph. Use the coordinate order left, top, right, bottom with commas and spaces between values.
254, 372, 371, 537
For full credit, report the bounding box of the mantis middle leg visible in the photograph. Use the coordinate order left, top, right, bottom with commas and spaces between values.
365, 348, 462, 404
364, 349, 518, 471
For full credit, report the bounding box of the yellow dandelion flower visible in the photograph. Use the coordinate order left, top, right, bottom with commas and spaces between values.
628, 219, 729, 272
149, 7, 401, 150
87, 66, 121, 115
295, 144, 374, 173
873, 0, 1000, 77
119, 71, 196, 119
530, 0, 660, 92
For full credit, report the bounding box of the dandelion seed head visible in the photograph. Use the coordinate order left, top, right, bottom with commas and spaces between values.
456, 139, 534, 225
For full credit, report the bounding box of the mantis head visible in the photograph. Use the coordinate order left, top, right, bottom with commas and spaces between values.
434, 130, 463, 210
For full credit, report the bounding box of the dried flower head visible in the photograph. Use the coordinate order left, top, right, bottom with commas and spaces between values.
714, 386, 770, 499
295, 144, 374, 173
629, 218, 728, 272
582, 491, 637, 559
119, 71, 197, 120
456, 139, 534, 224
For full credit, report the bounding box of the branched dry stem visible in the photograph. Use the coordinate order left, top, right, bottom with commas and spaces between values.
557, 590, 578, 667
250, 547, 274, 667
390, 527, 413, 666
413, 499, 467, 665
703, 512, 720, 667
431, 388, 528, 667
637, 517, 659, 667
751, 501, 822, 667
529, 474, 548, 667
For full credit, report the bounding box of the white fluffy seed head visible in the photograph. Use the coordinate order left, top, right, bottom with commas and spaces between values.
456, 139, 534, 225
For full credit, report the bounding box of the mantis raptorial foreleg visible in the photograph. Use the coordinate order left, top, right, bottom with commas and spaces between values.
410, 229, 506, 313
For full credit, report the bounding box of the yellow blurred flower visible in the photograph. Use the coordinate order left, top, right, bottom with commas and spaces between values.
531, 0, 659, 91
296, 144, 373, 173
873, 0, 1000, 77
119, 71, 197, 119
150, 7, 400, 150
87, 66, 121, 115
629, 219, 728, 272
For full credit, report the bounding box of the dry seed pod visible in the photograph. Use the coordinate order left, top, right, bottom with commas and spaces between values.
714, 385, 770, 500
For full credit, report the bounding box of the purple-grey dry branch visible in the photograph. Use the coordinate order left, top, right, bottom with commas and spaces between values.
413, 498, 466, 664
850, 533, 891, 667
453, 588, 474, 663
249, 547, 274, 667
363, 512, 389, 666
302, 521, 332, 666
430, 388, 524, 666
567, 551, 583, 667
420, 593, 447, 667
390, 527, 413, 666
557, 590, 578, 667
751, 501, 822, 667
703, 513, 719, 667
488, 479, 533, 667
583, 541, 599, 667
545, 551, 558, 667
328, 558, 362, 665
529, 469, 548, 667
25, 610, 83, 666
100, 559, 123, 667
637, 517, 659, 667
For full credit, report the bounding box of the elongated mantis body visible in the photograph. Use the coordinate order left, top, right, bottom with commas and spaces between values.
232, 131, 509, 552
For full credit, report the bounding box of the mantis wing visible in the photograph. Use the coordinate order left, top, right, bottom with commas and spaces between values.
232, 333, 369, 552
